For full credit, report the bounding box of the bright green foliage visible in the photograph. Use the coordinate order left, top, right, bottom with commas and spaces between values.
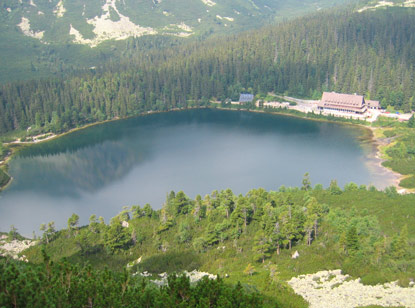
88, 214, 99, 233
67, 213, 80, 231
344, 182, 359, 192
329, 180, 342, 195
301, 172, 311, 191
243, 263, 256, 276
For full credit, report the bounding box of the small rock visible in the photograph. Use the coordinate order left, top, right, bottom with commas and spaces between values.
292, 250, 300, 259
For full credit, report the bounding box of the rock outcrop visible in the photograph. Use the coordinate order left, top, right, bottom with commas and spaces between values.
288, 269, 415, 308
0, 237, 37, 262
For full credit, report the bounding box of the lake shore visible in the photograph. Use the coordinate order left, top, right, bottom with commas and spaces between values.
366, 126, 412, 193
0, 105, 410, 192
214, 105, 409, 192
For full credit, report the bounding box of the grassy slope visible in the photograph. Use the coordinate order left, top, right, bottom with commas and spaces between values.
22, 188, 415, 307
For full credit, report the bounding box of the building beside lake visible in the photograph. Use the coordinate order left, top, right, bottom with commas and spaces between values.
366, 99, 380, 110
318, 92, 379, 114
239, 93, 254, 103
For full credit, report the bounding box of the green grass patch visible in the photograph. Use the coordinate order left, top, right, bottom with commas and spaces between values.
400, 175, 415, 189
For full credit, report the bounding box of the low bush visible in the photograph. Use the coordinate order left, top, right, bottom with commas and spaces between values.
137, 250, 201, 274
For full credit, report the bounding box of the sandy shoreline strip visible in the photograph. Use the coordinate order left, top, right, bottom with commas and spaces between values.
366, 126, 410, 193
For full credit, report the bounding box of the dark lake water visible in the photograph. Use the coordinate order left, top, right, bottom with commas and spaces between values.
0, 109, 393, 235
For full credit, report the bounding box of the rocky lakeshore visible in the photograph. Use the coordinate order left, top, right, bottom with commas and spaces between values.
288, 270, 415, 308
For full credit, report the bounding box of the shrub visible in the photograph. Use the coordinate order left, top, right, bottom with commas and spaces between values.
137, 251, 201, 274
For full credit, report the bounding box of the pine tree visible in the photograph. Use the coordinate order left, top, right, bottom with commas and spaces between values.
67, 213, 80, 231
329, 180, 342, 195
301, 172, 311, 191
252, 231, 272, 263
392, 225, 408, 258
338, 231, 347, 253
346, 226, 359, 255
408, 114, 415, 128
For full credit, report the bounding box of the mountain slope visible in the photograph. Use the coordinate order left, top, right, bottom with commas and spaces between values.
4, 0, 353, 46
0, 0, 351, 82
1, 6, 415, 137
357, 0, 415, 12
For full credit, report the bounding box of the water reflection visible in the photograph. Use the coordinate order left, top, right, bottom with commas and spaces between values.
0, 109, 388, 236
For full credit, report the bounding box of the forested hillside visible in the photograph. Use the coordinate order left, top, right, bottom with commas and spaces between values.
0, 0, 350, 82
5, 184, 414, 307
0, 7, 414, 136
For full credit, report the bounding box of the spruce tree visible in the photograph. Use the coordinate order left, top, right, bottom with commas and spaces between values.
408, 114, 415, 128
346, 226, 359, 255
252, 231, 272, 263
392, 225, 408, 258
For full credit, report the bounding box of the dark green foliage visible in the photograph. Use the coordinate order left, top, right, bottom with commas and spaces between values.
346, 226, 359, 255
391, 225, 409, 259
18, 186, 415, 300
408, 115, 415, 128
0, 258, 263, 307
104, 222, 132, 253
252, 231, 272, 263
1, 8, 415, 135
383, 130, 397, 138
399, 175, 415, 188
137, 251, 202, 274
0, 168, 10, 188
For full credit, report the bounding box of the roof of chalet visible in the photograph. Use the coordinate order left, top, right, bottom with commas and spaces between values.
239, 93, 254, 103
319, 92, 366, 111
366, 100, 380, 108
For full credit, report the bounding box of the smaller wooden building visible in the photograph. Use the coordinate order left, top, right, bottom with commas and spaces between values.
239, 93, 254, 103
366, 100, 380, 110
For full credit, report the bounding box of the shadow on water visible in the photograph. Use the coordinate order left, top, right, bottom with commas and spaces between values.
10, 109, 323, 197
